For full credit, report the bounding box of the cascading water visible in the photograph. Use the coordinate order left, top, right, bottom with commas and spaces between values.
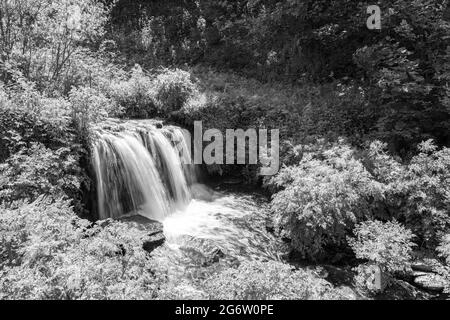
92, 120, 195, 221
92, 119, 284, 288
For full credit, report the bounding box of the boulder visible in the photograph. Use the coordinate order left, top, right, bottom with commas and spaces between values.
383, 279, 432, 300
414, 274, 447, 292
411, 271, 430, 278
119, 215, 166, 253
178, 236, 226, 267
411, 263, 435, 273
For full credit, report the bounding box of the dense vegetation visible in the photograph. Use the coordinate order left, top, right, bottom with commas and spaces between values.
1, 0, 449, 299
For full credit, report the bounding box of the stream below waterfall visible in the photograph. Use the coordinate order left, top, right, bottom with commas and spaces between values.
91, 119, 286, 289
153, 183, 287, 282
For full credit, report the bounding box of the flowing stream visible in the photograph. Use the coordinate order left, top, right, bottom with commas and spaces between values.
91, 119, 284, 284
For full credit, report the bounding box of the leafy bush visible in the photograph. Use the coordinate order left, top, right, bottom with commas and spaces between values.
348, 220, 416, 274
0, 144, 82, 205
108, 66, 198, 118
154, 68, 197, 113
368, 140, 450, 247
56, 45, 127, 95
0, 197, 164, 300
397, 141, 450, 247
0, 79, 89, 213
437, 234, 450, 266
0, 80, 73, 162
108, 65, 157, 118
269, 140, 384, 259
203, 260, 343, 300
69, 86, 120, 131
349, 220, 416, 294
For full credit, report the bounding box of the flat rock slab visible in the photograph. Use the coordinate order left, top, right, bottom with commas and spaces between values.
412, 263, 435, 273
119, 215, 166, 253
414, 274, 447, 292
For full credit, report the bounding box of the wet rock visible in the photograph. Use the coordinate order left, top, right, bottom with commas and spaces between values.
207, 248, 226, 265
335, 286, 361, 300
411, 262, 435, 273
119, 215, 165, 254
223, 178, 243, 185
383, 279, 432, 300
322, 265, 356, 287
414, 274, 447, 292
411, 271, 430, 278
178, 236, 226, 267
142, 233, 166, 253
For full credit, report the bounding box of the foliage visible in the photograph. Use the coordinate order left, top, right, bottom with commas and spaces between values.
0, 80, 90, 213
154, 68, 198, 113
267, 139, 449, 260
0, 0, 111, 92
69, 86, 120, 132
397, 141, 450, 246
437, 234, 450, 266
108, 65, 157, 118
0, 80, 73, 161
368, 140, 450, 247
202, 260, 343, 300
348, 220, 415, 273
110, 0, 450, 152
0, 143, 82, 205
0, 197, 165, 300
353, 1, 450, 151
0, 0, 448, 300
349, 220, 416, 294
268, 139, 384, 259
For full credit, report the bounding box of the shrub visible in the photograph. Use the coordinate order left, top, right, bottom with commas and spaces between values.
369, 140, 450, 248
269, 139, 384, 259
0, 80, 73, 162
203, 260, 343, 300
56, 45, 127, 95
0, 197, 164, 300
69, 86, 120, 131
154, 68, 197, 113
437, 234, 450, 266
108, 65, 157, 118
0, 80, 88, 213
349, 220, 416, 294
397, 141, 450, 247
348, 220, 416, 274
0, 144, 82, 205
0, 0, 111, 92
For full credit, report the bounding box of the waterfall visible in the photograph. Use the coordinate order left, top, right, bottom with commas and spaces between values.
92, 120, 197, 221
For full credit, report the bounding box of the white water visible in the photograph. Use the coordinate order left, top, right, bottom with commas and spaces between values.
92, 119, 194, 221
163, 185, 284, 261
92, 120, 284, 277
